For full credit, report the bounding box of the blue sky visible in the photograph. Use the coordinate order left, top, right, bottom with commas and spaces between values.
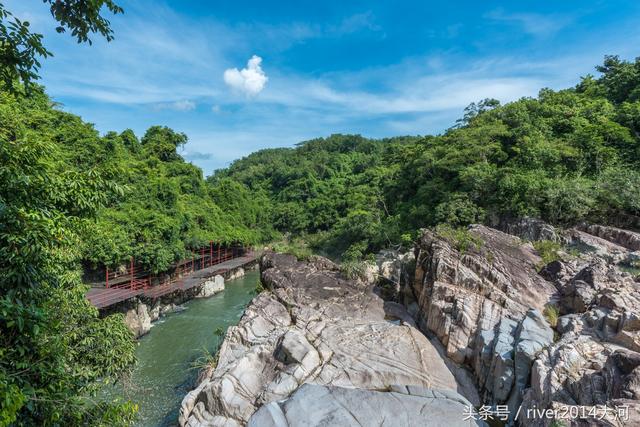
6, 0, 640, 173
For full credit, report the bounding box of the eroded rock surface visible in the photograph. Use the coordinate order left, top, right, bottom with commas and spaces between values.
197, 275, 225, 298
519, 230, 640, 426
405, 222, 640, 425
124, 302, 152, 337
180, 253, 481, 427
249, 384, 484, 427
180, 220, 640, 426
411, 225, 556, 366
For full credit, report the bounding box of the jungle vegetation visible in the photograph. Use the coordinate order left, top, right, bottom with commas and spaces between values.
2, 1, 640, 425
215, 55, 640, 260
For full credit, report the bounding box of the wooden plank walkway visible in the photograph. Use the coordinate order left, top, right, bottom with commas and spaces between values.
86, 253, 258, 309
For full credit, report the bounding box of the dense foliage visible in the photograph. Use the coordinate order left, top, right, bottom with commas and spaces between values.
0, 85, 266, 425
74, 124, 266, 273
215, 56, 640, 259
0, 87, 136, 425
0, 0, 122, 89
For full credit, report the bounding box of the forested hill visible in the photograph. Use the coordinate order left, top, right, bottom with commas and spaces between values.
1, 88, 269, 274
212, 56, 640, 260
6, 56, 638, 270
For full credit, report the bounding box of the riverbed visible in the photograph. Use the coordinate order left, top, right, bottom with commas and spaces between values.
117, 270, 259, 426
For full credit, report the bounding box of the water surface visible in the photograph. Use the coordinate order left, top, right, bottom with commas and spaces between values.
118, 270, 258, 426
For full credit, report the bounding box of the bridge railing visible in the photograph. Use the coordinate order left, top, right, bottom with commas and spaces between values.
103, 243, 246, 291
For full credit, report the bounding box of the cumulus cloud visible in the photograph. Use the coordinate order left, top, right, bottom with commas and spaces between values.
223, 55, 268, 96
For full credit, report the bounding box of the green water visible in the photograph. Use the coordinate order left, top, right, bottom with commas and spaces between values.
118, 270, 258, 426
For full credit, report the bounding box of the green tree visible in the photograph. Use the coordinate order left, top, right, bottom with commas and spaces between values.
0, 89, 135, 425
0, 0, 122, 89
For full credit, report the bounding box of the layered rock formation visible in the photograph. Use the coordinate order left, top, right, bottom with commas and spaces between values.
181, 221, 640, 426
403, 222, 640, 425
180, 253, 483, 426
520, 225, 640, 426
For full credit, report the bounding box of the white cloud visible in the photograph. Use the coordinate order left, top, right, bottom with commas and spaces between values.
223, 55, 268, 96
154, 100, 196, 111
485, 9, 573, 37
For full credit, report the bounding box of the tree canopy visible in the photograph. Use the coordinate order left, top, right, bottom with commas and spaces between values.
0, 86, 135, 425
216, 56, 640, 260
0, 0, 122, 89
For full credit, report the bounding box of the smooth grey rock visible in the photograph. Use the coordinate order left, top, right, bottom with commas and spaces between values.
197, 275, 225, 298
248, 384, 487, 427
124, 302, 151, 338
180, 253, 474, 426
508, 309, 554, 415
487, 318, 518, 403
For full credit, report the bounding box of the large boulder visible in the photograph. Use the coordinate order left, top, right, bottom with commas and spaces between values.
197, 275, 225, 298
124, 302, 151, 338
248, 384, 486, 427
411, 225, 556, 365
180, 252, 478, 426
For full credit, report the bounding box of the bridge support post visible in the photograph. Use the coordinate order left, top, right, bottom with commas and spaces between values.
130, 256, 134, 289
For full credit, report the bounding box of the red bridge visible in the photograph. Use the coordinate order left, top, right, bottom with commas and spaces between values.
86, 243, 258, 309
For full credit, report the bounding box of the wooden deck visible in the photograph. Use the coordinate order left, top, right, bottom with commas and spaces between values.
86, 253, 258, 309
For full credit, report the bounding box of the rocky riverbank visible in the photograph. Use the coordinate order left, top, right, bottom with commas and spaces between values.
122, 265, 250, 338
180, 220, 640, 426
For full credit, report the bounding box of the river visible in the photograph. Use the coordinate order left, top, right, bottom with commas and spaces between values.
116, 270, 259, 426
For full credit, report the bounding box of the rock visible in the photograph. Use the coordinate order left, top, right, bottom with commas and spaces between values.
557, 260, 610, 314
497, 217, 564, 243
197, 275, 225, 298
539, 260, 567, 283
411, 225, 556, 365
149, 302, 161, 322
227, 267, 245, 281
376, 250, 416, 301
579, 224, 640, 252
474, 317, 518, 404
406, 221, 640, 425
248, 384, 487, 427
508, 310, 554, 415
124, 302, 151, 338
360, 261, 379, 285
557, 314, 584, 335
603, 349, 640, 400
161, 303, 180, 316
180, 252, 477, 426
376, 250, 414, 282
179, 221, 640, 426
520, 333, 634, 425
566, 228, 629, 263
518, 258, 640, 426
